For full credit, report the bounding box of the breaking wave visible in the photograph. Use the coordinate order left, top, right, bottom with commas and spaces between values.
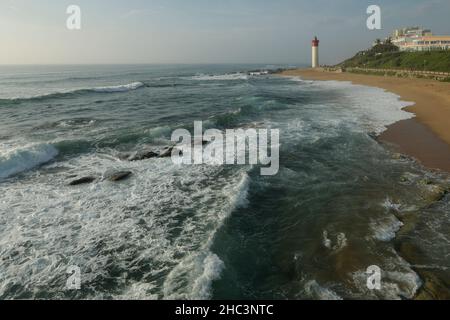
0, 82, 145, 103
89, 82, 145, 93
0, 143, 59, 180
191, 73, 249, 81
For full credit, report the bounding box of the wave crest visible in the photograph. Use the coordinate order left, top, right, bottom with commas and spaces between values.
0, 143, 58, 180
0, 82, 145, 104
191, 73, 249, 81
90, 82, 145, 93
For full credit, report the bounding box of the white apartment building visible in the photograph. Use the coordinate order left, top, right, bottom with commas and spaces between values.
391, 27, 450, 51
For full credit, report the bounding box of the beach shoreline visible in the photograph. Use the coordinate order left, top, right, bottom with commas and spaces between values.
279, 68, 450, 173
280, 68, 450, 300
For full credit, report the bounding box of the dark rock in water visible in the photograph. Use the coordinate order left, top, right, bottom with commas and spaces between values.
159, 147, 174, 158
69, 176, 96, 186
128, 150, 159, 161
107, 171, 132, 182
159, 146, 184, 158
193, 137, 211, 146
392, 153, 408, 160
422, 184, 448, 202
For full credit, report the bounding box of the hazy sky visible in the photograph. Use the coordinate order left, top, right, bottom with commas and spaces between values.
1, 0, 450, 65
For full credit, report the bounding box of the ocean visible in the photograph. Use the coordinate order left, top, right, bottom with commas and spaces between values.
0, 64, 448, 300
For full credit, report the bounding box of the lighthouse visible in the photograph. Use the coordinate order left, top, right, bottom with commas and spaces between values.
312, 36, 320, 68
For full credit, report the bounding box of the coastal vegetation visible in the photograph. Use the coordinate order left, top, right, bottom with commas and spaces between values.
339, 44, 450, 73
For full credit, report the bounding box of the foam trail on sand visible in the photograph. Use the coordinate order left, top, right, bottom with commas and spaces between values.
291, 78, 416, 135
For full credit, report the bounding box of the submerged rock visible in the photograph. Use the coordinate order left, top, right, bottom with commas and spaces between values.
416, 274, 450, 300
119, 145, 184, 161
160, 146, 185, 158
416, 179, 449, 203
128, 150, 159, 161
392, 153, 409, 160
159, 147, 174, 158
424, 184, 448, 202
69, 176, 96, 186
107, 171, 132, 182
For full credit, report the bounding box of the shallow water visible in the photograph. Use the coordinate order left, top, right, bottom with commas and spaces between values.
0, 65, 448, 299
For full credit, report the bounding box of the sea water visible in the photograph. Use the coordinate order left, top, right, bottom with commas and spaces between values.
0, 64, 448, 299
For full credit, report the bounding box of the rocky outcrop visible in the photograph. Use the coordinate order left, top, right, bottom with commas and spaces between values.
127, 150, 159, 161
159, 147, 174, 158
420, 182, 449, 202
69, 176, 96, 186
119, 146, 184, 161
107, 171, 132, 182
69, 171, 133, 185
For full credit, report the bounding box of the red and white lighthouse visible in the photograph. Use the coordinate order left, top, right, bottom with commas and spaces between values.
312, 36, 320, 68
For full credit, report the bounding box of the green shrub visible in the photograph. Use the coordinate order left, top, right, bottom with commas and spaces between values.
338, 50, 450, 72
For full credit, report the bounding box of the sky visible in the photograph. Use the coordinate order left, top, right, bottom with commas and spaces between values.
1, 0, 450, 65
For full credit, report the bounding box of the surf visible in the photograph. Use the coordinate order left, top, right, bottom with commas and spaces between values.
0, 81, 146, 103
0, 143, 59, 180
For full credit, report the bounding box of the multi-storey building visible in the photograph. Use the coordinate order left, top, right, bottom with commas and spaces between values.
391, 27, 450, 51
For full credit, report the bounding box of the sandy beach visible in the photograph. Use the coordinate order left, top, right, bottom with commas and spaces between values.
280, 69, 450, 173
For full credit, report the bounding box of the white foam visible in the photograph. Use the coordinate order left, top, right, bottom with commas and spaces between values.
291, 77, 415, 135
0, 148, 250, 299
162, 172, 250, 299
322, 231, 332, 249
371, 215, 404, 241
58, 119, 96, 128
249, 71, 269, 76
322, 231, 348, 252
304, 281, 343, 300
352, 262, 421, 300
163, 252, 225, 300
90, 82, 145, 93
4, 82, 145, 100
191, 73, 249, 81
382, 197, 402, 212
0, 143, 58, 180
144, 125, 173, 139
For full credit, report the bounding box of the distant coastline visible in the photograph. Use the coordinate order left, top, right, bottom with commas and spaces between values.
279, 68, 450, 173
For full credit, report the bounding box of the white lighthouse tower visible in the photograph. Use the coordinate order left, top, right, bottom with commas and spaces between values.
312, 36, 320, 68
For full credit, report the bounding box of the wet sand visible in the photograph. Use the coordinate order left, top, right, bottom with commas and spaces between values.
280, 69, 450, 173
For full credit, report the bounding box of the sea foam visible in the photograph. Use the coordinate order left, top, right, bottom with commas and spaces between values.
0, 146, 250, 299
191, 73, 249, 81
2, 82, 145, 102
0, 143, 58, 180
304, 281, 343, 300
292, 78, 416, 135
90, 82, 145, 93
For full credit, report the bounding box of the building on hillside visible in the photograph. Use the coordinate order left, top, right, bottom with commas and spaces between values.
391, 27, 450, 51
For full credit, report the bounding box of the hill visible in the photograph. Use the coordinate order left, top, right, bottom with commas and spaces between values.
338, 45, 450, 73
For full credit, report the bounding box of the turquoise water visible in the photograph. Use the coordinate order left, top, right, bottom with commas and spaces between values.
0, 65, 448, 299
